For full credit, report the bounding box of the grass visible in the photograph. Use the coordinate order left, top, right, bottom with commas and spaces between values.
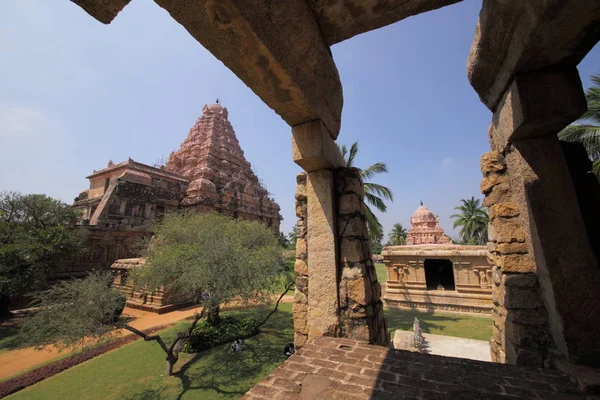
9, 304, 294, 400
0, 321, 20, 354
374, 263, 491, 341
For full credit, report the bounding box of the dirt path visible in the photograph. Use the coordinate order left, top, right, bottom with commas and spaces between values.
0, 295, 295, 381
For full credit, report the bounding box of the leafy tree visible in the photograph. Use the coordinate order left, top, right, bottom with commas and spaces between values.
20, 212, 293, 376
450, 197, 489, 245
0, 192, 83, 318
387, 223, 408, 245
278, 232, 290, 248
133, 212, 284, 324
288, 226, 297, 245
559, 73, 600, 177
338, 142, 393, 242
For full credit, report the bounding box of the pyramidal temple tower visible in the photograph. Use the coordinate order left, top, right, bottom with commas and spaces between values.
165, 102, 281, 231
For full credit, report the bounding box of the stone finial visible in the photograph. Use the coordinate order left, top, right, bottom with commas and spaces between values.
108, 160, 114, 167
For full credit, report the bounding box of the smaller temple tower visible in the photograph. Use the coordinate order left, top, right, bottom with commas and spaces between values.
405, 203, 451, 245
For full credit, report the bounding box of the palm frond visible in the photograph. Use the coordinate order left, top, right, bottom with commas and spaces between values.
365, 192, 387, 213
364, 182, 394, 202
347, 142, 359, 168
361, 162, 388, 180
364, 204, 383, 242
558, 124, 600, 159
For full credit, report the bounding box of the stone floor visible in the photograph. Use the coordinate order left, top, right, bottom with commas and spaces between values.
242, 337, 595, 400
393, 330, 491, 362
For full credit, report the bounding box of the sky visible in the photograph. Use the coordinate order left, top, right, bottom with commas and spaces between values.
1, 0, 599, 239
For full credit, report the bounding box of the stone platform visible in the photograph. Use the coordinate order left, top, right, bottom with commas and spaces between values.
242, 337, 589, 399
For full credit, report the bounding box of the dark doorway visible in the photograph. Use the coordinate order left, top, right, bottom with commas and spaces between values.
424, 259, 455, 291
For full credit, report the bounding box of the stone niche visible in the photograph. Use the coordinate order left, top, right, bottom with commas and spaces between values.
382, 245, 492, 315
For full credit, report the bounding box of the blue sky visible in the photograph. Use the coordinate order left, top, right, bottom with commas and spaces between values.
1, 0, 599, 239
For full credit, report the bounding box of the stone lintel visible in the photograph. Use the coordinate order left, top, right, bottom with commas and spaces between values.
70, 0, 131, 24
306, 170, 339, 339
468, 0, 600, 111
489, 67, 586, 152
292, 120, 344, 172
154, 0, 342, 137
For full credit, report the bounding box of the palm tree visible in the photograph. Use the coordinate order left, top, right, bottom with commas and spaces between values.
450, 197, 489, 245
388, 223, 408, 245
338, 142, 393, 242
559, 73, 600, 177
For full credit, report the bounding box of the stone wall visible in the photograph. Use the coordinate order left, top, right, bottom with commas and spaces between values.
292, 169, 389, 348
481, 151, 554, 367
336, 168, 388, 346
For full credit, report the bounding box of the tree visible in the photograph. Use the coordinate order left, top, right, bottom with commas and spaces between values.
288, 226, 297, 245
338, 142, 393, 242
0, 192, 83, 318
278, 232, 290, 248
559, 73, 600, 177
20, 213, 292, 376
450, 197, 489, 245
134, 212, 283, 324
387, 223, 408, 245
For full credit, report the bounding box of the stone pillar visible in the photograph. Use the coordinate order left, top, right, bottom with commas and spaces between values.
336, 167, 389, 346
291, 120, 388, 348
485, 66, 600, 367
482, 151, 553, 366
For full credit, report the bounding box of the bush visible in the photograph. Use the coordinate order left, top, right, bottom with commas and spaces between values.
183, 316, 261, 353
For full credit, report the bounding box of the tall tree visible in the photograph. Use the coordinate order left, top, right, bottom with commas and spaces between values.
338, 142, 393, 242
0, 192, 83, 318
388, 223, 408, 245
559, 73, 600, 177
450, 197, 489, 245
134, 212, 283, 324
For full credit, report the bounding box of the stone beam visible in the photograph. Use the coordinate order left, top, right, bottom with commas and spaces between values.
153, 0, 343, 138
468, 0, 600, 111
309, 0, 462, 46
292, 120, 344, 172
489, 67, 586, 152
70, 0, 131, 24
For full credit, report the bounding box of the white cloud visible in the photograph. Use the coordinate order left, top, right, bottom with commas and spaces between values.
0, 106, 51, 137
441, 157, 455, 169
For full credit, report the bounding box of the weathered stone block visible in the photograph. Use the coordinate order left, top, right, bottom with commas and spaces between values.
347, 277, 370, 306
293, 303, 308, 334
496, 242, 528, 255
506, 308, 548, 326
340, 237, 366, 263
294, 259, 308, 276
294, 289, 308, 305
338, 216, 365, 238
498, 254, 535, 273
488, 223, 497, 241
493, 218, 526, 243
483, 183, 511, 207
489, 202, 519, 219
294, 332, 308, 347
341, 264, 366, 280
344, 176, 363, 196
503, 273, 537, 288
480, 151, 506, 174
504, 286, 544, 309
492, 266, 502, 286
295, 176, 307, 201
295, 199, 307, 218
296, 237, 307, 259
481, 173, 508, 194
339, 193, 361, 215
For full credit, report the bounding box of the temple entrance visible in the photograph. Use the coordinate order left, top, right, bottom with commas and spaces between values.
424, 259, 455, 291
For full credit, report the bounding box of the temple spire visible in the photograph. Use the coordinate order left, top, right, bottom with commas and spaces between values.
420, 200, 423, 206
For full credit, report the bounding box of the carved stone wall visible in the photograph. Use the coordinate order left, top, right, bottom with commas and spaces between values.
481, 151, 554, 367
292, 169, 389, 348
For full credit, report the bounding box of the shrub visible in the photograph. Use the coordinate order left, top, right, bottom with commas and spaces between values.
183, 316, 261, 353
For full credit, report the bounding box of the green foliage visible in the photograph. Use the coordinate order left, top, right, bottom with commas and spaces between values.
559, 73, 600, 179
387, 223, 408, 245
450, 197, 489, 245
338, 142, 393, 242
287, 226, 297, 249
183, 316, 261, 353
0, 192, 84, 301
278, 232, 290, 248
133, 212, 283, 316
19, 272, 126, 350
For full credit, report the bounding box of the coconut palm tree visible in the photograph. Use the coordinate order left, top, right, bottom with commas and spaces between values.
338, 142, 393, 243
387, 223, 408, 245
450, 197, 489, 245
558, 73, 600, 177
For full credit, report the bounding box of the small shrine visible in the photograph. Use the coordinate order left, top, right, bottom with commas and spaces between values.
406, 202, 451, 245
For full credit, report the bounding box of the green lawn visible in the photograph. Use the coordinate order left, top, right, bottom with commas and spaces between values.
375, 262, 387, 284
9, 304, 294, 400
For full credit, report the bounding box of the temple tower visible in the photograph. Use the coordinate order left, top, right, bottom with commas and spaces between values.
165, 102, 282, 231
405, 203, 451, 245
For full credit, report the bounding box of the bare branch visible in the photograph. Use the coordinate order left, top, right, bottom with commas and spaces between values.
123, 325, 169, 354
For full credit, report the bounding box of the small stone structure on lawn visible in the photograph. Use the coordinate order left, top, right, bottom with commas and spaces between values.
382, 204, 492, 314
